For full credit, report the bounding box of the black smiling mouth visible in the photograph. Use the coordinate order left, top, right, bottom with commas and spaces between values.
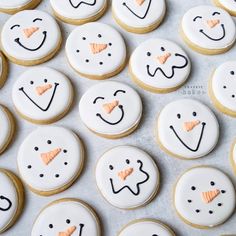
96, 105, 124, 125
199, 24, 225, 41
14, 31, 47, 51
170, 122, 206, 152
0, 195, 12, 211
19, 82, 59, 112
146, 53, 189, 79
69, 0, 96, 8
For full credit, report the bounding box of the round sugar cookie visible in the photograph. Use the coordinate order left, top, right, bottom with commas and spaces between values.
1, 10, 62, 66
0, 52, 8, 88
50, 0, 108, 25
17, 126, 84, 196
156, 99, 219, 159
0, 169, 24, 234
130, 38, 191, 93
213, 0, 236, 16
174, 166, 236, 228
230, 139, 236, 175
118, 219, 176, 236
95, 146, 160, 209
0, 0, 41, 14
181, 5, 236, 55
31, 198, 101, 236
112, 0, 166, 34
12, 67, 73, 124
79, 81, 142, 139
209, 61, 236, 117
66, 22, 127, 80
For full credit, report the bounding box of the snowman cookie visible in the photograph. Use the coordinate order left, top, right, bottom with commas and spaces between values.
0, 0, 41, 14
66, 22, 127, 80
130, 38, 191, 93
0, 105, 15, 155
213, 0, 236, 16
12, 67, 73, 124
50, 0, 108, 25
181, 5, 236, 55
32, 198, 101, 236
1, 10, 62, 66
95, 146, 160, 209
118, 219, 176, 236
112, 0, 166, 34
209, 61, 236, 117
156, 99, 219, 159
174, 166, 236, 228
17, 126, 84, 196
79, 81, 142, 139
0, 52, 8, 89
230, 139, 236, 175
0, 169, 24, 234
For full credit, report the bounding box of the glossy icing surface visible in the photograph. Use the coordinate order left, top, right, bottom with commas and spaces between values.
0, 0, 32, 9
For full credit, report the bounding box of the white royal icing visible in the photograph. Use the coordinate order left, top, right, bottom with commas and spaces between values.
233, 142, 236, 169
157, 99, 219, 159
79, 81, 142, 136
182, 5, 236, 50
12, 67, 73, 123
0, 171, 18, 232
130, 38, 190, 90
95, 146, 159, 209
118, 220, 174, 236
211, 61, 236, 113
174, 166, 236, 227
17, 126, 83, 193
112, 0, 166, 29
0, 105, 12, 151
0, 0, 32, 9
1, 10, 61, 61
50, 0, 106, 20
31, 199, 100, 236
66, 22, 126, 77
217, 0, 236, 13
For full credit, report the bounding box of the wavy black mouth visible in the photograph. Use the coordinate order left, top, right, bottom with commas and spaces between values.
96, 105, 124, 125
199, 24, 225, 41
110, 160, 150, 196
0, 195, 12, 211
19, 83, 59, 112
69, 0, 96, 8
169, 122, 206, 152
14, 31, 47, 51
146, 53, 189, 79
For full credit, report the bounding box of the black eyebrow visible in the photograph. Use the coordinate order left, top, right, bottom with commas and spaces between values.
113, 90, 126, 96
10, 24, 20, 30
193, 16, 202, 22
212, 12, 220, 16
33, 18, 43, 22
93, 97, 105, 104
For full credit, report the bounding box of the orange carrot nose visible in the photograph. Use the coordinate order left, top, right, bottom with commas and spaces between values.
102, 100, 119, 114
118, 168, 134, 181
23, 27, 39, 38
157, 53, 171, 64
136, 0, 145, 5
207, 19, 220, 28
183, 120, 200, 132
41, 148, 62, 165
201, 189, 220, 204
90, 43, 108, 54
35, 84, 52, 96
58, 226, 77, 236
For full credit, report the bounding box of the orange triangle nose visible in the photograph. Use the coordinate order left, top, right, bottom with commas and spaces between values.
118, 168, 134, 181
201, 189, 220, 203
183, 120, 200, 132
90, 43, 108, 54
58, 226, 77, 236
23, 27, 39, 38
157, 53, 171, 64
40, 148, 61, 165
207, 19, 220, 28
136, 0, 145, 5
102, 100, 119, 114
35, 84, 52, 96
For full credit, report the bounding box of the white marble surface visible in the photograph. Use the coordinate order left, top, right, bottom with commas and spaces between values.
0, 0, 236, 235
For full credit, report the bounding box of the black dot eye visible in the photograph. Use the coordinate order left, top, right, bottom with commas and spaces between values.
109, 43, 112, 46
221, 190, 226, 194
210, 181, 215, 186
188, 199, 192, 203
152, 234, 158, 236
63, 149, 67, 153
85, 59, 89, 63
209, 210, 213, 214
230, 71, 235, 75
27, 165, 32, 169
34, 147, 39, 151
126, 159, 130, 164
192, 112, 197, 117
177, 114, 181, 119
218, 203, 222, 207
196, 209, 200, 213
147, 52, 151, 56
191, 186, 196, 191
109, 165, 114, 170
98, 34, 102, 38
223, 85, 227, 89
44, 79, 47, 83
99, 62, 103, 65
49, 224, 53, 229
30, 81, 34, 85
55, 174, 59, 178
66, 219, 70, 224
82, 37, 86, 40
39, 174, 44, 178
64, 162, 68, 165
108, 53, 111, 56
232, 95, 235, 98
161, 47, 165, 51
76, 50, 80, 53
47, 140, 52, 144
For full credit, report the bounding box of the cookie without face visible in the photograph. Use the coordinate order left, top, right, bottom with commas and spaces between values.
79, 81, 142, 138
174, 166, 236, 228
118, 219, 175, 236
31, 198, 101, 236
1, 10, 62, 66
66, 22, 127, 80
96, 146, 160, 209
130, 38, 191, 93
17, 126, 84, 196
0, 169, 24, 234
50, 0, 108, 25
213, 0, 236, 16
112, 0, 166, 34
181, 5, 236, 55
12, 67, 73, 124
209, 61, 236, 117
156, 99, 219, 159
0, 51, 8, 89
